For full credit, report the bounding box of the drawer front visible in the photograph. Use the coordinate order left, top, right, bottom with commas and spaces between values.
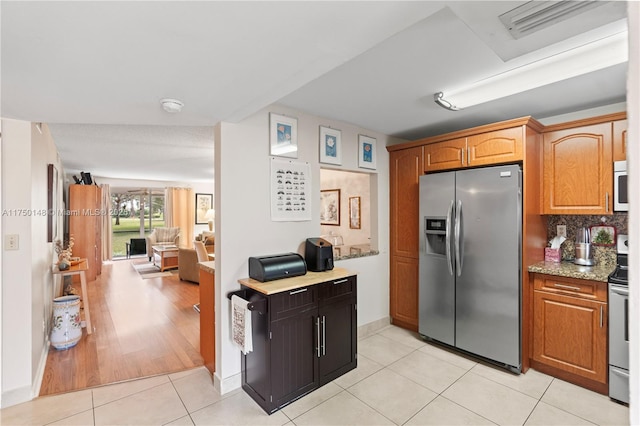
270, 286, 318, 321
320, 276, 357, 305
534, 274, 606, 301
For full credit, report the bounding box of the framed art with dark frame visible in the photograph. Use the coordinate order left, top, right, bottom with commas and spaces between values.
47, 164, 58, 242
270, 113, 298, 158
319, 126, 342, 165
320, 189, 340, 226
195, 193, 213, 224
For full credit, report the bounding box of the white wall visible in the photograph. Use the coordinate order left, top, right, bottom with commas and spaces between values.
214, 104, 400, 392
1, 120, 62, 407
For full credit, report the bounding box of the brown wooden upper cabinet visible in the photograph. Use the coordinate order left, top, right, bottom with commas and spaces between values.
542, 122, 613, 215
424, 137, 466, 172
613, 119, 628, 162
424, 127, 523, 173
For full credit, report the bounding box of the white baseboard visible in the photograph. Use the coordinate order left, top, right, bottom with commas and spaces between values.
32, 338, 50, 400
213, 371, 241, 395
357, 316, 390, 340
1, 338, 50, 409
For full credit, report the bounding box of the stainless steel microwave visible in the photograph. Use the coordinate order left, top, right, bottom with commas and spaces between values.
614, 161, 628, 211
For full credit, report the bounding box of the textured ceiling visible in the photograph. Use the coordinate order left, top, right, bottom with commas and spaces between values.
1, 1, 628, 184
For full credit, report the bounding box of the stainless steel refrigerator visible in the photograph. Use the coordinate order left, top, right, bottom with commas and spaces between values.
419, 164, 522, 372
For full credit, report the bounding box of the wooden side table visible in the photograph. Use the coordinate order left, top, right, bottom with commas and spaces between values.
52, 259, 92, 334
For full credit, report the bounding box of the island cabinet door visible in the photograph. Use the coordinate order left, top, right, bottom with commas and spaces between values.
269, 308, 319, 410
318, 296, 357, 385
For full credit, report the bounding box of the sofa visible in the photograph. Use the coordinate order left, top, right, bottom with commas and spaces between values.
146, 227, 180, 261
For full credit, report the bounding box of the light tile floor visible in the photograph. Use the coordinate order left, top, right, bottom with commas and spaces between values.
1, 325, 630, 426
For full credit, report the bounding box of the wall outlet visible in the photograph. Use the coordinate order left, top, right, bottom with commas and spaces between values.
557, 225, 567, 238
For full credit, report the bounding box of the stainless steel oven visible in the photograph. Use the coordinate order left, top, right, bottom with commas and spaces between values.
614, 161, 628, 211
609, 234, 629, 404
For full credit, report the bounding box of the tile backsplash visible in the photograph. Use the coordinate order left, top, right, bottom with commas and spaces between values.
546, 213, 628, 267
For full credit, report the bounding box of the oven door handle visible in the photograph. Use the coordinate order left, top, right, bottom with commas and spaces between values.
610, 286, 629, 296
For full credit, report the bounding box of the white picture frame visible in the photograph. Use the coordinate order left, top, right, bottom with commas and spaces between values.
270, 113, 298, 158
319, 126, 342, 165
358, 134, 377, 170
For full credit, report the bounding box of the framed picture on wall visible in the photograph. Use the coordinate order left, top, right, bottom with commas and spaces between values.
195, 193, 213, 224
319, 126, 342, 165
320, 189, 340, 226
270, 113, 298, 158
358, 134, 377, 170
47, 164, 58, 242
349, 196, 361, 229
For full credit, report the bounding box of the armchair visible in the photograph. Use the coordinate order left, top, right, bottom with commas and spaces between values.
146, 227, 180, 261
178, 241, 210, 284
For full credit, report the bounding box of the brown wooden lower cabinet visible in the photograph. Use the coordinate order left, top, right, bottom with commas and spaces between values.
531, 273, 608, 394
241, 275, 357, 413
390, 255, 419, 331
199, 266, 216, 374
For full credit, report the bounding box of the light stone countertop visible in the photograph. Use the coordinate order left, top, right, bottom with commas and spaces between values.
238, 267, 356, 295
528, 260, 615, 282
198, 261, 215, 275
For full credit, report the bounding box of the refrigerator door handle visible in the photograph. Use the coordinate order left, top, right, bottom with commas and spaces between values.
455, 200, 463, 277
445, 200, 454, 276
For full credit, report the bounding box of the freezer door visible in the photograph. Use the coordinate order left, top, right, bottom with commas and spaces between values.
419, 172, 456, 345
454, 165, 522, 369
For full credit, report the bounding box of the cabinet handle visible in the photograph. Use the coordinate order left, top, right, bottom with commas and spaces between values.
316, 317, 321, 358
467, 147, 471, 165
606, 192, 610, 212
461, 148, 465, 166
322, 315, 326, 356
600, 306, 604, 328
553, 283, 581, 291
333, 279, 348, 285
289, 288, 307, 295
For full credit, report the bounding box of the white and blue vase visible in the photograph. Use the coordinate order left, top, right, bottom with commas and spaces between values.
50, 295, 82, 350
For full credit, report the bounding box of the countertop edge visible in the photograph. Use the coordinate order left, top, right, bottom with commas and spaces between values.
528, 261, 614, 283
238, 267, 357, 295
198, 261, 215, 274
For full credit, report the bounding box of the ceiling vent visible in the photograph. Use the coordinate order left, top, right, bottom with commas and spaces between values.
500, 1, 609, 39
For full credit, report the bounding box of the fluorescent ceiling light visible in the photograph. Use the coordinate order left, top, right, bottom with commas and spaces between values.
435, 30, 628, 111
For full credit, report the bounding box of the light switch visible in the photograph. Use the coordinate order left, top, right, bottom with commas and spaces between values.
5, 234, 19, 250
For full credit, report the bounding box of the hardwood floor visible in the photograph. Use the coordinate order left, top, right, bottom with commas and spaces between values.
39, 258, 203, 396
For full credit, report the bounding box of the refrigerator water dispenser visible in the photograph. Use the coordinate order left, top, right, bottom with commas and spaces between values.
425, 217, 447, 256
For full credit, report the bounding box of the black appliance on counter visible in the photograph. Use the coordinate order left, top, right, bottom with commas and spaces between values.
248, 253, 307, 282
305, 238, 334, 272
609, 234, 629, 404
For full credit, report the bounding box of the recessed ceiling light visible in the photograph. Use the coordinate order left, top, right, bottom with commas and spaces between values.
160, 98, 184, 113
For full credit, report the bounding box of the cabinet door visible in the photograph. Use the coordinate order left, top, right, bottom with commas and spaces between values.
389, 146, 421, 331
390, 256, 419, 331
467, 127, 523, 167
424, 138, 466, 172
613, 119, 627, 161
542, 123, 613, 214
533, 290, 607, 384
319, 297, 357, 385
390, 147, 422, 258
270, 309, 319, 409
69, 185, 102, 281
